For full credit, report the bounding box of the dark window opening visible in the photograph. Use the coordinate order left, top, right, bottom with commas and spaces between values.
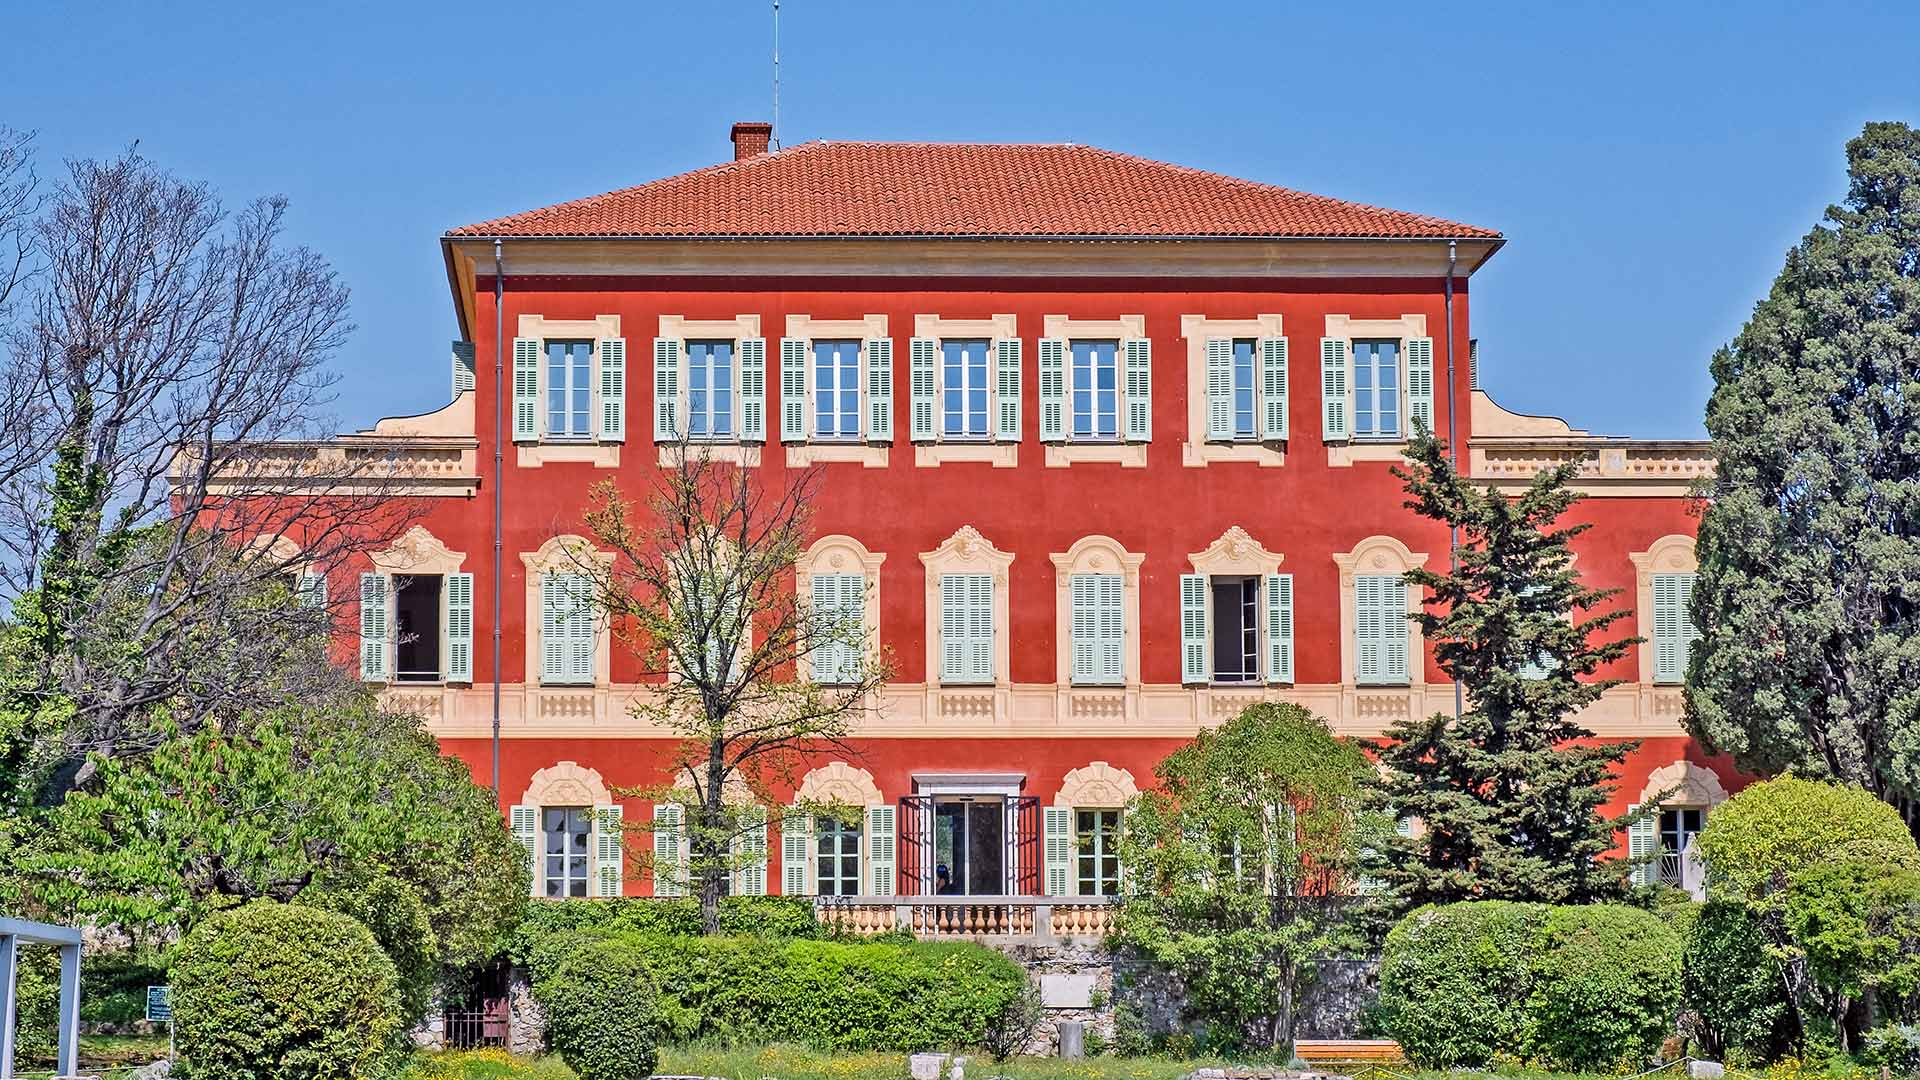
816, 817, 862, 896
394, 574, 443, 682
1657, 807, 1705, 887
1211, 576, 1260, 683
1076, 808, 1121, 896
934, 798, 1006, 896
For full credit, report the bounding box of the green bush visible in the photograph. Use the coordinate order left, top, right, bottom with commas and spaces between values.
11, 946, 60, 1063
531, 936, 660, 1080
1694, 777, 1920, 903
528, 931, 1025, 1051
1376, 901, 1546, 1068
172, 902, 405, 1080
80, 951, 171, 1026
1665, 901, 1792, 1062
505, 896, 817, 964
1526, 904, 1682, 1070
308, 875, 442, 1024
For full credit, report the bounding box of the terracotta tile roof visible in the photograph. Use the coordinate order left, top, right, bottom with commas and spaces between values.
447, 142, 1499, 240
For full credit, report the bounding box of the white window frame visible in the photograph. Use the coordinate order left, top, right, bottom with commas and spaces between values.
521, 535, 614, 688
654, 314, 765, 465
683, 337, 741, 442
1320, 314, 1433, 465
795, 534, 885, 685
1040, 314, 1150, 468
1334, 535, 1429, 689
510, 314, 625, 466
360, 527, 470, 685
919, 526, 1014, 689
1630, 535, 1700, 688
1178, 314, 1286, 467
782, 314, 892, 467
1181, 527, 1290, 687
910, 314, 1020, 467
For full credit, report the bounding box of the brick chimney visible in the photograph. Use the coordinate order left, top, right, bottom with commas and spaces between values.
730, 122, 773, 161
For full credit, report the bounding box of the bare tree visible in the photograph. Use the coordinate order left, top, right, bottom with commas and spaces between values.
0, 145, 423, 805
580, 445, 891, 932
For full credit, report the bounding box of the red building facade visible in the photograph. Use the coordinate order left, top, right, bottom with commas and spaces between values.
315, 126, 1728, 905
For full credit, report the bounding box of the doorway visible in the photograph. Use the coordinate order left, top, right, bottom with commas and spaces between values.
933, 798, 1005, 895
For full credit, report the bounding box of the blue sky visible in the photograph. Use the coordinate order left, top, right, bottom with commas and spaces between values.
4, 1, 1915, 438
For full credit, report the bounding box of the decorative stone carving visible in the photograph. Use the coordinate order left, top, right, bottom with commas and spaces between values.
1639, 760, 1729, 808
1187, 526, 1284, 576
371, 525, 467, 575
795, 761, 885, 807
1055, 761, 1140, 808
520, 760, 613, 808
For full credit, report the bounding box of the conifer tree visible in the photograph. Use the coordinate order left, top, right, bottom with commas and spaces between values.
1365, 428, 1648, 907
1688, 122, 1920, 834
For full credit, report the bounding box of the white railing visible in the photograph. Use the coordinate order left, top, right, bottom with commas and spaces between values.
813, 895, 1117, 941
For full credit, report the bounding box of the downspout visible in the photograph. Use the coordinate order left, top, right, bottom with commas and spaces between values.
492, 239, 504, 794
1445, 239, 1463, 725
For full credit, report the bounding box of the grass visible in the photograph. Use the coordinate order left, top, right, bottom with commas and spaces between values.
410, 1044, 1223, 1080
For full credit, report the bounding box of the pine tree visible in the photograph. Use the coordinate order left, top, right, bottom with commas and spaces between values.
1366, 428, 1648, 907
1688, 122, 1920, 834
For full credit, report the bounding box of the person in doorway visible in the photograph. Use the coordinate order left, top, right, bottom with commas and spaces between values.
935, 863, 957, 895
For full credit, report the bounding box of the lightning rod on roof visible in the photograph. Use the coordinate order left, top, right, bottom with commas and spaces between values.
772, 0, 781, 150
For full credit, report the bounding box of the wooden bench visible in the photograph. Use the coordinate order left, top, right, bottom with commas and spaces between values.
1293, 1040, 1406, 1067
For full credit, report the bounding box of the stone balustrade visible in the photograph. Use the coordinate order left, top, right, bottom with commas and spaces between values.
815, 895, 1116, 943
1470, 438, 1714, 495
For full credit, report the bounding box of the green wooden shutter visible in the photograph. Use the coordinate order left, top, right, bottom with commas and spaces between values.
451, 340, 477, 396
1038, 338, 1066, 441
1356, 574, 1408, 684
781, 812, 812, 896
652, 338, 681, 441
1406, 337, 1434, 434
1321, 337, 1350, 441
1260, 336, 1288, 440
866, 805, 896, 895
510, 805, 540, 898
732, 810, 768, 896
598, 337, 627, 441
296, 571, 326, 609
1043, 806, 1074, 897
810, 572, 864, 683
512, 337, 540, 442
652, 804, 685, 897
1070, 574, 1095, 684
1072, 574, 1123, 685
540, 576, 564, 682
1123, 337, 1152, 442
359, 573, 388, 681
739, 337, 767, 441
995, 338, 1022, 441
940, 574, 995, 684
445, 572, 474, 682
1205, 338, 1233, 440
1653, 573, 1698, 684
780, 337, 808, 442
909, 338, 938, 441
1355, 575, 1382, 684
1096, 573, 1123, 684
1266, 573, 1293, 684
593, 803, 624, 897
1627, 803, 1656, 886
1180, 573, 1208, 684
866, 337, 894, 441
543, 574, 597, 686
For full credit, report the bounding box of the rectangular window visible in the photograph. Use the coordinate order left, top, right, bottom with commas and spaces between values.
393, 573, 443, 683
939, 573, 994, 684
1352, 339, 1402, 440
686, 340, 735, 439
1075, 808, 1121, 896
1070, 340, 1119, 440
815, 817, 862, 897
941, 339, 991, 439
542, 807, 592, 898
541, 573, 596, 685
1070, 573, 1124, 685
1652, 572, 1699, 684
809, 572, 865, 685
545, 341, 593, 439
1657, 807, 1705, 887
812, 340, 861, 440
1210, 576, 1260, 683
1355, 573, 1410, 685
1232, 339, 1258, 439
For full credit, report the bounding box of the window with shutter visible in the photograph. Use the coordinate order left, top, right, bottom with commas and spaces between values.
866, 805, 896, 895
866, 337, 894, 440
739, 337, 767, 441
995, 338, 1022, 441
598, 337, 627, 441
1627, 803, 1657, 886
1180, 574, 1208, 685
909, 338, 938, 442
1265, 573, 1294, 684
781, 812, 813, 896
1068, 341, 1118, 441
593, 804, 624, 897
542, 573, 596, 685
1405, 337, 1434, 434
359, 573, 388, 681
809, 572, 865, 684
812, 340, 862, 440
1043, 806, 1074, 896
445, 572, 474, 682
1260, 337, 1288, 440
1070, 573, 1124, 685
296, 571, 326, 610
1205, 338, 1234, 441
1074, 808, 1122, 897
1123, 337, 1152, 442
731, 810, 769, 896
512, 338, 541, 442
1320, 337, 1350, 441
1355, 574, 1409, 684
1652, 573, 1698, 684
686, 340, 736, 440
813, 815, 862, 896
652, 338, 681, 441
510, 805, 540, 898
780, 337, 808, 442
1352, 339, 1402, 440
652, 803, 686, 898
1037, 338, 1067, 442
940, 573, 995, 684
451, 340, 477, 396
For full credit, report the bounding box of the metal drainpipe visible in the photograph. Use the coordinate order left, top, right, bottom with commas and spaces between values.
492, 239, 504, 794
1445, 239, 1462, 724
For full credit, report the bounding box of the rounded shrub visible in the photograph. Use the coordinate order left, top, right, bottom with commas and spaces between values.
532, 936, 660, 1080
1526, 904, 1682, 1070
172, 901, 404, 1080
1666, 901, 1792, 1062
1694, 776, 1920, 902
1376, 901, 1547, 1068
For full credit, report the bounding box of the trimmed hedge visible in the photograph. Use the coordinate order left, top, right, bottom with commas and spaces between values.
1376, 901, 1545, 1068
1665, 901, 1792, 1061
173, 902, 404, 1080
1378, 901, 1682, 1070
528, 930, 1026, 1051
532, 936, 660, 1080
506, 896, 818, 964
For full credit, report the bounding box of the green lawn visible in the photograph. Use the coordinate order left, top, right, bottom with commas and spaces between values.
410, 1045, 1221, 1080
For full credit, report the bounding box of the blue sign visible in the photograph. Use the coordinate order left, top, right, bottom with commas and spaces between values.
145, 985, 171, 1023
